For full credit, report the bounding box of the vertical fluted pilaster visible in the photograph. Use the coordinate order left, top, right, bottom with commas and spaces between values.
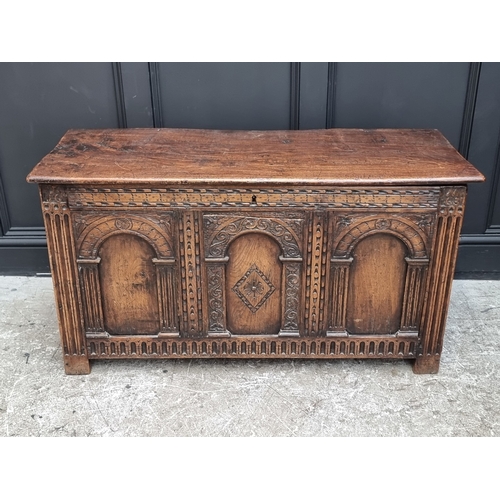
41, 185, 90, 374
414, 187, 466, 374
153, 259, 179, 334
77, 258, 104, 334
400, 258, 428, 332
328, 257, 353, 334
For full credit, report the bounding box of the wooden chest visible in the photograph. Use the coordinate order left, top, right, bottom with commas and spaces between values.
27, 128, 484, 375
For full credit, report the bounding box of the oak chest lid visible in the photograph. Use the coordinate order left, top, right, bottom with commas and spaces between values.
26, 128, 485, 186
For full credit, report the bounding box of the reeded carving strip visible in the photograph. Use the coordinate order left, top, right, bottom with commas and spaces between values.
400, 258, 428, 332
40, 185, 88, 370
328, 258, 353, 333
153, 263, 178, 333
77, 259, 104, 333
416, 187, 466, 372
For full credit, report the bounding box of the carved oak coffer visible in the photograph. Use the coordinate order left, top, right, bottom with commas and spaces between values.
26, 128, 484, 375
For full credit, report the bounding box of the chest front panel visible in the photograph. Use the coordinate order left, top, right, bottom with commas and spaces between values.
54, 185, 447, 364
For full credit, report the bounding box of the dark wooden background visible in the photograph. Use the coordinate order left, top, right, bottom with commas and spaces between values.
0, 62, 499, 276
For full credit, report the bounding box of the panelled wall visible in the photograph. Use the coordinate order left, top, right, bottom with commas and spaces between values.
0, 62, 499, 275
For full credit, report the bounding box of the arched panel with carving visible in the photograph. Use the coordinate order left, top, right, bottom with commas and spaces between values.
203, 214, 304, 259
74, 212, 178, 336
328, 212, 431, 336
346, 234, 407, 334
226, 233, 282, 335
204, 213, 304, 336
76, 213, 174, 259
332, 214, 431, 259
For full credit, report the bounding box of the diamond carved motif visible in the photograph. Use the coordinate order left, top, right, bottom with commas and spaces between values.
232, 264, 276, 313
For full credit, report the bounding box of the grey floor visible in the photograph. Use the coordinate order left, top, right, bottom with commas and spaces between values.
0, 276, 499, 437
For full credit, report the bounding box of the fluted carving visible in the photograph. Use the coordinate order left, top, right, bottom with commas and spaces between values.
153, 260, 178, 334
414, 187, 467, 373
87, 335, 417, 360
40, 185, 89, 374
77, 259, 104, 334
328, 258, 353, 334
400, 258, 428, 332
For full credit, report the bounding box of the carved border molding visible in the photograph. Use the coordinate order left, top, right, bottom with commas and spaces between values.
87, 336, 417, 359
67, 187, 440, 209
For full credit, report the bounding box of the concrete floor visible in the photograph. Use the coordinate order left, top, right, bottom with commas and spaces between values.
0, 276, 499, 437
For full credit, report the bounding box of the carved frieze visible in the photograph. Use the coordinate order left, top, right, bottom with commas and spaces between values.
67, 186, 440, 209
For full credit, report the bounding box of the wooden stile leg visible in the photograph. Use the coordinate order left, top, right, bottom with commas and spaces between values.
413, 187, 466, 376
41, 185, 90, 374
413, 354, 440, 374
64, 356, 91, 375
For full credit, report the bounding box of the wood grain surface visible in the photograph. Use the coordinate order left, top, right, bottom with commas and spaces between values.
346, 234, 407, 334
99, 234, 160, 335
27, 128, 484, 186
226, 233, 282, 335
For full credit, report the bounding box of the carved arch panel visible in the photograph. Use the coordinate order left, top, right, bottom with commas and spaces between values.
226, 233, 282, 335
73, 212, 178, 336
346, 233, 407, 334
328, 212, 431, 336
203, 213, 304, 258
76, 213, 175, 259
332, 215, 432, 259
203, 213, 304, 336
